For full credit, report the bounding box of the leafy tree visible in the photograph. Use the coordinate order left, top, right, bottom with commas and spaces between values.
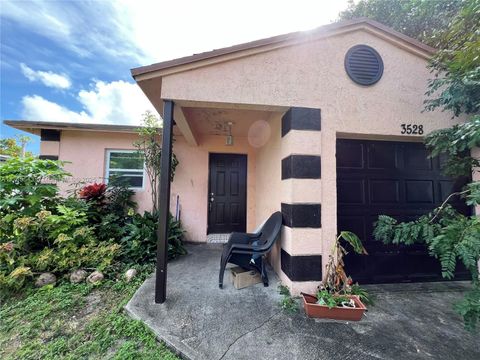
373, 0, 480, 331
339, 0, 463, 46
133, 111, 179, 213
0, 136, 32, 157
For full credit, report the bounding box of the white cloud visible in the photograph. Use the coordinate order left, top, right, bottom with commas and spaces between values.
114, 0, 350, 64
21, 80, 156, 125
1, 0, 148, 63
22, 95, 91, 123
20, 63, 71, 89
77, 80, 156, 125
2, 0, 349, 66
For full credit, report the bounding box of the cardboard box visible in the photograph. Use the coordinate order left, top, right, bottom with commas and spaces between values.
230, 266, 262, 289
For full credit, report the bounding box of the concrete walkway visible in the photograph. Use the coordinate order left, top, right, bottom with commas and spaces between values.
125, 244, 479, 360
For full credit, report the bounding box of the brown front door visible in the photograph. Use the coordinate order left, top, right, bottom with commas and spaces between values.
208, 153, 247, 234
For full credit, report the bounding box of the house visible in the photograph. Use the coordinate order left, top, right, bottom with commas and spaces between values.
0, 154, 10, 162
6, 19, 478, 297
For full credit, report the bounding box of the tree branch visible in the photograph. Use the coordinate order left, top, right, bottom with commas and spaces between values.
429, 189, 469, 224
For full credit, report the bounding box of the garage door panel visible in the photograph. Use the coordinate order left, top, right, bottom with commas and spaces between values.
337, 139, 470, 284
337, 142, 364, 168
405, 180, 434, 203
338, 180, 365, 204
337, 215, 366, 241
369, 180, 400, 203
367, 142, 398, 169
404, 145, 432, 170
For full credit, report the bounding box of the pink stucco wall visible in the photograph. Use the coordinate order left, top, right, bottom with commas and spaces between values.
171, 135, 257, 242
157, 28, 467, 293
53, 129, 258, 242
57, 130, 153, 214
40, 141, 60, 156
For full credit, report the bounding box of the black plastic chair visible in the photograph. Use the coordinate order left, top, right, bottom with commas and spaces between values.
218, 211, 283, 288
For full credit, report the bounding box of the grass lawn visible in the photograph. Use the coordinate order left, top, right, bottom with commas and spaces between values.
0, 267, 179, 360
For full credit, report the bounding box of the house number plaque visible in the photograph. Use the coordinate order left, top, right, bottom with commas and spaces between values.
400, 124, 424, 135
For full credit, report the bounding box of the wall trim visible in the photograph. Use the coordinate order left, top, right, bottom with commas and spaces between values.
281, 248, 322, 281
281, 107, 321, 137
281, 203, 321, 228
39, 155, 59, 160
282, 155, 321, 180
40, 129, 61, 142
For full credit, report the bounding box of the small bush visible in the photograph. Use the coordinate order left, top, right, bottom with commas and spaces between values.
0, 159, 121, 294
0, 158, 187, 294
120, 211, 187, 264
278, 285, 299, 313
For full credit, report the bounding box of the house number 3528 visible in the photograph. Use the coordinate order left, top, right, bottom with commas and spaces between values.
400, 124, 424, 135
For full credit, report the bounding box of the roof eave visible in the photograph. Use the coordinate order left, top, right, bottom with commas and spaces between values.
130, 18, 435, 79
3, 120, 147, 134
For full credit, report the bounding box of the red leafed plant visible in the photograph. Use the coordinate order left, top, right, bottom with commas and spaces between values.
79, 183, 107, 202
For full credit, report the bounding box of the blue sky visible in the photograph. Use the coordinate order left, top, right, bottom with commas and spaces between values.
0, 0, 348, 154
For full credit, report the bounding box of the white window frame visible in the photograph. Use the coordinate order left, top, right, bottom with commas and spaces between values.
105, 149, 146, 190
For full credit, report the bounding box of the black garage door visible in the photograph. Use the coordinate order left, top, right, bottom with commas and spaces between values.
337, 139, 470, 284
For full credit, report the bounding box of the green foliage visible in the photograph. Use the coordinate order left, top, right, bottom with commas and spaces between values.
134, 110, 179, 213
374, 210, 480, 328
0, 157, 70, 217
425, 0, 480, 116
425, 117, 480, 177
0, 156, 187, 293
338, 231, 368, 255
278, 285, 299, 313
374, 207, 480, 279
105, 180, 137, 217
0, 204, 121, 293
77, 180, 137, 243
323, 231, 368, 296
0, 159, 127, 293
366, 0, 480, 331
350, 283, 374, 306
315, 289, 351, 309
120, 211, 187, 265
0, 271, 179, 359
339, 0, 463, 46
455, 287, 480, 331
0, 136, 32, 157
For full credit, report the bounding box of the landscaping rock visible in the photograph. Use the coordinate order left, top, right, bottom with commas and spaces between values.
70, 269, 88, 283
125, 269, 137, 282
35, 272, 56, 287
86, 271, 104, 284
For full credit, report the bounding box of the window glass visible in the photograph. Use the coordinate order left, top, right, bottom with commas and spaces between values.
107, 151, 144, 189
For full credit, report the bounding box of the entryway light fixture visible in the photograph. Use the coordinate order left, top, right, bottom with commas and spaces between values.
226, 121, 233, 146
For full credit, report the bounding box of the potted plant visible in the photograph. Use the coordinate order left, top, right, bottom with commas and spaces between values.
302, 231, 371, 321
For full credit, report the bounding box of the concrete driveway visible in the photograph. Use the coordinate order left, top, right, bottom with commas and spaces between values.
125, 244, 479, 360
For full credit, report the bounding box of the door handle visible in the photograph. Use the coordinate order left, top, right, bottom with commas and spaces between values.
209, 193, 215, 212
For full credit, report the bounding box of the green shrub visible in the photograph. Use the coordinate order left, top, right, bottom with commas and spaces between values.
0, 157, 70, 242
278, 285, 299, 313
1, 204, 120, 293
0, 158, 121, 293
120, 211, 187, 264
0, 157, 70, 215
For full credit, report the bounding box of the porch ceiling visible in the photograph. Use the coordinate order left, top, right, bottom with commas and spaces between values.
182, 107, 273, 137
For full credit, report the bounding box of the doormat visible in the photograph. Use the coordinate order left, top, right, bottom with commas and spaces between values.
207, 233, 230, 243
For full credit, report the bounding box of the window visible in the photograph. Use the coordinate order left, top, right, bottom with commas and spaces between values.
106, 150, 145, 189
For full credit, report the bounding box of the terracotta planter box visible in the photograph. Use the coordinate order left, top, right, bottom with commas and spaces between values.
302, 293, 367, 321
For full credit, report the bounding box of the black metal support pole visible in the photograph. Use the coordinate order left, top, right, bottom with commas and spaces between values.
155, 100, 174, 304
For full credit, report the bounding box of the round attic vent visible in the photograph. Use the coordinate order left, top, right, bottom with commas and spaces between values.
344, 45, 383, 86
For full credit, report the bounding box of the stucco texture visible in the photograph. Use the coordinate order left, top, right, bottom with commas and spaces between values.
156, 28, 467, 293
171, 135, 257, 242
57, 130, 153, 214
